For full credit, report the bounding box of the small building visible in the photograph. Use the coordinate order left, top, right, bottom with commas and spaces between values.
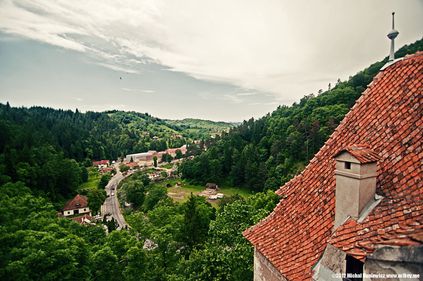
206, 183, 219, 189
62, 194, 91, 217
99, 167, 114, 174
125, 151, 157, 163
125, 162, 139, 170
93, 160, 110, 168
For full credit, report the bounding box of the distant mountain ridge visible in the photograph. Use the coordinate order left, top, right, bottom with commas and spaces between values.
165, 118, 237, 139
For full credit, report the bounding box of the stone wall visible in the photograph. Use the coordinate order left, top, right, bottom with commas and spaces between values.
254, 248, 287, 281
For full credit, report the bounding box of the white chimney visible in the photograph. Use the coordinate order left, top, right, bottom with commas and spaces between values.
333, 145, 380, 228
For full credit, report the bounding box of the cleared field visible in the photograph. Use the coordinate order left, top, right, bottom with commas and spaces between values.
154, 179, 253, 206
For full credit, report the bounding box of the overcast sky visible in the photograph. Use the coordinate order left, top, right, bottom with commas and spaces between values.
0, 0, 422, 122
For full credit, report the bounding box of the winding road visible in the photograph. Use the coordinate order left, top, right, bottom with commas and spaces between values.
100, 160, 178, 230
100, 165, 128, 230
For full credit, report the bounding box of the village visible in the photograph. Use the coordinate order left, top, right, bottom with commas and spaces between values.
59, 143, 234, 228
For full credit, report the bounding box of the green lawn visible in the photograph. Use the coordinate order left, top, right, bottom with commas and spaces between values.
78, 168, 101, 191
154, 179, 253, 207
160, 163, 174, 169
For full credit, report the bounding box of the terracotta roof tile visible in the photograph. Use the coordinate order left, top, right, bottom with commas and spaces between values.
243, 53, 423, 280
334, 145, 380, 163
63, 194, 89, 211
93, 160, 109, 166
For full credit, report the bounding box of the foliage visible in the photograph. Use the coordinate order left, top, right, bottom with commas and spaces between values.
181, 194, 216, 253
123, 180, 146, 208
120, 164, 130, 172
85, 188, 107, 215
0, 182, 101, 281
161, 153, 173, 163
143, 185, 168, 212
165, 118, 236, 140
98, 173, 112, 189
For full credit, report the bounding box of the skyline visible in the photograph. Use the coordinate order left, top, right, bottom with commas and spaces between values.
0, 0, 422, 122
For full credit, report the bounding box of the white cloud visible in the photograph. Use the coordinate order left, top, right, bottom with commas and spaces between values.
96, 62, 139, 74
237, 92, 258, 96
141, 90, 155, 94
121, 88, 155, 93
1, 0, 422, 102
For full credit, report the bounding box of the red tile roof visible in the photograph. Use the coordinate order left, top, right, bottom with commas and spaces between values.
243, 53, 423, 281
334, 144, 381, 163
63, 194, 89, 211
93, 160, 109, 166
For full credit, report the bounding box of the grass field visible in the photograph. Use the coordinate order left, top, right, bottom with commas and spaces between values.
160, 163, 174, 169
78, 168, 101, 191
154, 179, 253, 207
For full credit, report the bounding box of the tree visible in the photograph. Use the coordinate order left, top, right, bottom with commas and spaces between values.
175, 149, 183, 159
153, 156, 158, 167
98, 173, 111, 189
143, 186, 168, 212
91, 246, 121, 281
124, 181, 146, 208
80, 166, 89, 182
85, 188, 106, 215
161, 153, 173, 163
123, 245, 146, 281
119, 164, 130, 173
181, 194, 215, 253
104, 217, 118, 233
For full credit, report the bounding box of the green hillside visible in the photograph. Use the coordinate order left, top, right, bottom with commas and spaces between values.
165, 118, 236, 139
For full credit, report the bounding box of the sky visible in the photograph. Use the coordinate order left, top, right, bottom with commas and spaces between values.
0, 0, 422, 122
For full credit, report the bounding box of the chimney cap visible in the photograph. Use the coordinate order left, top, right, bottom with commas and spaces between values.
334, 145, 380, 164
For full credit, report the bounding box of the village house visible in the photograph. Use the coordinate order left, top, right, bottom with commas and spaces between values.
243, 53, 423, 280
92, 159, 110, 169
125, 162, 139, 170
63, 194, 91, 217
99, 166, 114, 174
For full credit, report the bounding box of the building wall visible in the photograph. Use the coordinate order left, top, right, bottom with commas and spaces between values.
63, 207, 91, 217
364, 246, 423, 281
254, 248, 287, 281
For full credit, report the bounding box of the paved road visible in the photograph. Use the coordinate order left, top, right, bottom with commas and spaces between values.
101, 166, 128, 230
100, 160, 180, 230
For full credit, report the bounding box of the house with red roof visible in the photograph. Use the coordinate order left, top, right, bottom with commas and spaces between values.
243, 53, 423, 280
93, 159, 110, 168
62, 194, 91, 218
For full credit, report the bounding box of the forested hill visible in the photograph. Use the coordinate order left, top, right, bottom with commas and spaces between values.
180, 38, 423, 192
165, 118, 237, 139
0, 107, 232, 162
